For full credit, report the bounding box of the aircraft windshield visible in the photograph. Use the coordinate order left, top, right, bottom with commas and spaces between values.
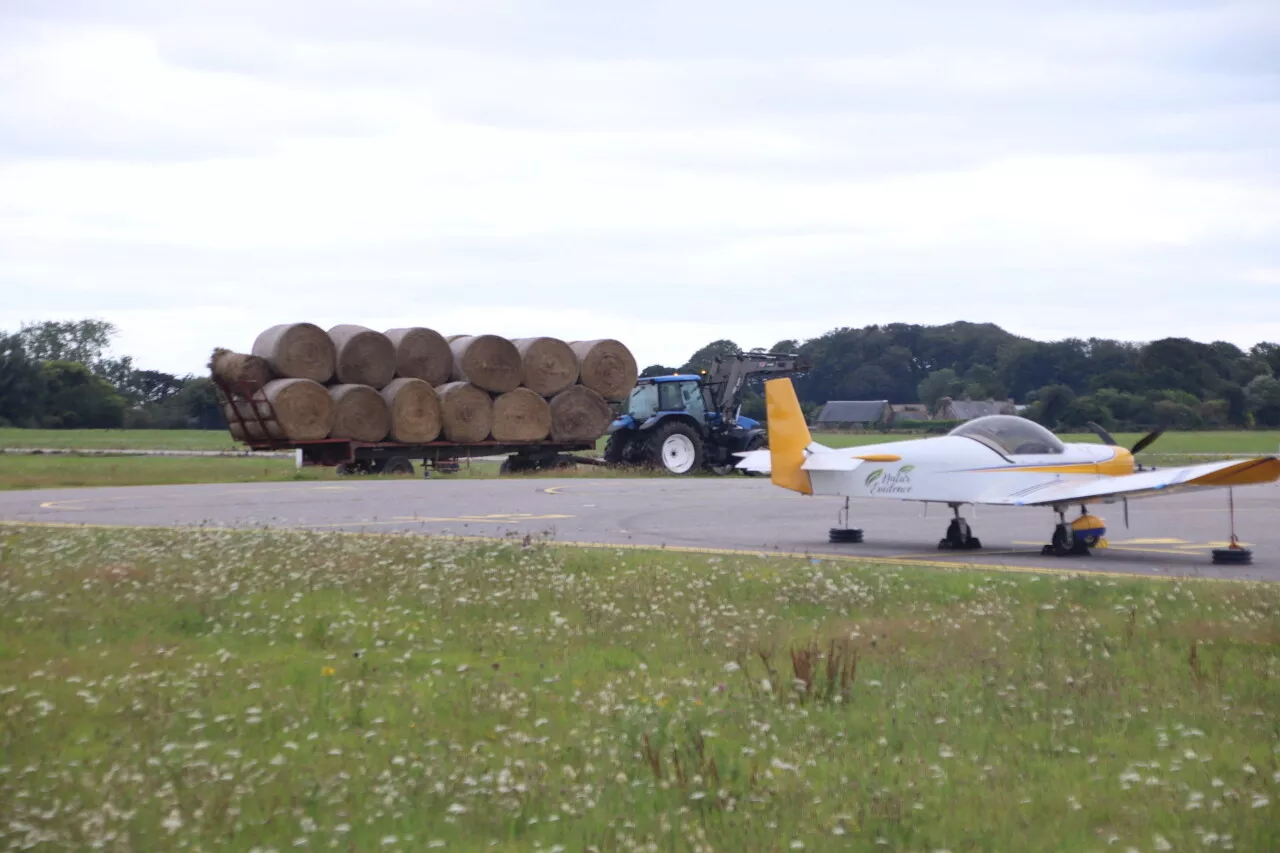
949, 415, 1065, 456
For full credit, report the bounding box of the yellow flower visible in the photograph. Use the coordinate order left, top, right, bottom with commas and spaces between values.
321, 666, 336, 677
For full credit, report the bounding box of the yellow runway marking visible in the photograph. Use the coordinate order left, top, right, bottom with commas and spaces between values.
309, 513, 574, 528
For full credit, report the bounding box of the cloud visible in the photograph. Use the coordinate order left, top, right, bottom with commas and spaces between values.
0, 0, 1277, 375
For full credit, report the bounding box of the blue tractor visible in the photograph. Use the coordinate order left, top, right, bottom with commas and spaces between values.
602, 351, 810, 475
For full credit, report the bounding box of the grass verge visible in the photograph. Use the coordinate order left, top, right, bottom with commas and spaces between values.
1, 524, 1276, 851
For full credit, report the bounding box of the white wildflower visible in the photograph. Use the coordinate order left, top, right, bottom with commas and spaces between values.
1153, 835, 1172, 851
162, 809, 183, 834
723, 662, 741, 674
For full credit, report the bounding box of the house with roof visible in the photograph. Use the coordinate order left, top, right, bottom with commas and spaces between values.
888, 403, 931, 424
815, 400, 891, 428
933, 397, 1018, 422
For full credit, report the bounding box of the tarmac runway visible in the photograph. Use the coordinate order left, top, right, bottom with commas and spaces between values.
2, 477, 1277, 581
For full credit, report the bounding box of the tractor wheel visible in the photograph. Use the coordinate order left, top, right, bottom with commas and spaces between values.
647, 422, 703, 475
603, 431, 630, 465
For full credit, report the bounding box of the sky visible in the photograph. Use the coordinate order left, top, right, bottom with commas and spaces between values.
1, 0, 1278, 377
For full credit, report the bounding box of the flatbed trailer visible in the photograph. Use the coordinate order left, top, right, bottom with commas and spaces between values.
213, 379, 599, 477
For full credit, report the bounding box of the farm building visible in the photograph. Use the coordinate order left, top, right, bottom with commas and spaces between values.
889, 403, 931, 423
934, 398, 1018, 421
815, 400, 891, 427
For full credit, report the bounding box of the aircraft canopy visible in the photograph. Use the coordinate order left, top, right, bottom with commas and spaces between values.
950, 415, 1065, 456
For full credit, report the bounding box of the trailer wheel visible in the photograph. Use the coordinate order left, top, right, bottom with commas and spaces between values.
382, 456, 415, 476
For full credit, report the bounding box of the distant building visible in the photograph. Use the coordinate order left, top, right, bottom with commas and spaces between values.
934, 398, 1018, 421
889, 403, 931, 423
815, 400, 891, 427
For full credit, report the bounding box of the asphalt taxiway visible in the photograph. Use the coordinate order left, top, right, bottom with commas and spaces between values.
1, 477, 1277, 581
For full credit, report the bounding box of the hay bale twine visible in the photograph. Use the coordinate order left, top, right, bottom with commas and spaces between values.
328, 324, 397, 388
436, 381, 494, 443
380, 377, 442, 443
512, 337, 579, 397
384, 327, 452, 386
492, 387, 552, 442
449, 335, 523, 393
328, 384, 391, 442
570, 339, 638, 401
224, 378, 333, 442
548, 385, 614, 441
209, 347, 271, 389
252, 323, 336, 383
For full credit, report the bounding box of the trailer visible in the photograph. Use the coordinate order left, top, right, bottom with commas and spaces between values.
213, 379, 599, 478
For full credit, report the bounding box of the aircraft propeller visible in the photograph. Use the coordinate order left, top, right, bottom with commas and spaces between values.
1086, 421, 1164, 472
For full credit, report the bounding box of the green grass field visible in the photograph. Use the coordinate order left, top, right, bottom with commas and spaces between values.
0, 428, 238, 451
0, 428, 1276, 492
0, 524, 1275, 851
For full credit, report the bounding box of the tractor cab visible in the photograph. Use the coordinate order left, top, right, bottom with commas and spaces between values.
603, 352, 804, 475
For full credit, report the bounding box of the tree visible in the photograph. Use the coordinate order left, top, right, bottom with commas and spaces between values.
1032, 384, 1077, 428
1223, 384, 1249, 427
917, 369, 967, 411
962, 364, 1008, 401
681, 340, 740, 373
1245, 375, 1280, 427
39, 361, 126, 428
18, 319, 118, 369
0, 334, 46, 427
640, 364, 677, 378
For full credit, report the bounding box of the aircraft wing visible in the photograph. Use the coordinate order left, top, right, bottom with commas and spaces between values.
984, 456, 1280, 507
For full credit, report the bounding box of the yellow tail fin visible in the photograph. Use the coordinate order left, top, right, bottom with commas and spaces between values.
765, 378, 813, 495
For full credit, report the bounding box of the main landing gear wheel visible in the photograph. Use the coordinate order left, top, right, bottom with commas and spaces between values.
937, 507, 981, 550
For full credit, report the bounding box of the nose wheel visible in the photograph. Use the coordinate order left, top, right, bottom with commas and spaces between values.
938, 505, 981, 550
1043, 506, 1104, 557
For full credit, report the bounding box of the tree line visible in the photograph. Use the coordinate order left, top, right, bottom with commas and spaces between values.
4, 318, 1279, 432
0, 320, 219, 430
649, 321, 1280, 430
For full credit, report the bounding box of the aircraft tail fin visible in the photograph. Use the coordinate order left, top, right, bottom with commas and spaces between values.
765, 377, 813, 494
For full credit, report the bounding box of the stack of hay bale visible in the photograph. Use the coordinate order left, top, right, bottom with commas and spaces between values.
210, 322, 637, 445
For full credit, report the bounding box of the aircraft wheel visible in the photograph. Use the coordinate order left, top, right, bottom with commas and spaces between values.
1211, 547, 1252, 565
829, 528, 863, 544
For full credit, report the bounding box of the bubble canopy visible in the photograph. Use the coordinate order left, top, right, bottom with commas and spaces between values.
948, 415, 1066, 456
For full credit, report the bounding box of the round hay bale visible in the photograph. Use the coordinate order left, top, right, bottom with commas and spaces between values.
549, 385, 614, 441
209, 347, 271, 389
224, 378, 333, 442
328, 324, 396, 388
449, 335, 523, 393
492, 387, 552, 442
380, 377, 442, 443
328, 384, 391, 442
436, 381, 494, 443
512, 337, 579, 397
384, 327, 453, 386
252, 323, 335, 383
570, 339, 638, 401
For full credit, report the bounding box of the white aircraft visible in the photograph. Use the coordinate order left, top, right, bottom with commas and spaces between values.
736, 378, 1280, 564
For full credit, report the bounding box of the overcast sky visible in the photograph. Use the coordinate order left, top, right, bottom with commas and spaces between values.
2, 0, 1277, 376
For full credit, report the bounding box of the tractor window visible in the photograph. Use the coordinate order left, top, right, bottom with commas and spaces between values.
681, 381, 706, 419
658, 382, 684, 411
627, 384, 659, 420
